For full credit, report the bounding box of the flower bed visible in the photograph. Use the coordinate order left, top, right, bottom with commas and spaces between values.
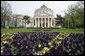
1, 32, 84, 55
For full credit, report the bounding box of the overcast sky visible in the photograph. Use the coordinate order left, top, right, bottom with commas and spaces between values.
7, 1, 78, 17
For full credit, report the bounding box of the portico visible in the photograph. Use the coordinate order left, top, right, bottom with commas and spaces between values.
33, 5, 55, 28
34, 17, 55, 28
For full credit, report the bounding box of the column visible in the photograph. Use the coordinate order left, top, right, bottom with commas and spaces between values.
37, 18, 38, 27
51, 18, 52, 27
37, 18, 39, 27
40, 18, 41, 27
42, 18, 43, 27
39, 18, 40, 27
35, 18, 36, 27
38, 18, 40, 27
44, 18, 46, 27
48, 18, 49, 27
41, 18, 43, 27
54, 18, 55, 27
36, 18, 38, 27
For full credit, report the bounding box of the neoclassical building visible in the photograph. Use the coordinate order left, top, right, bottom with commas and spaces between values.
33, 5, 55, 28
11, 5, 56, 28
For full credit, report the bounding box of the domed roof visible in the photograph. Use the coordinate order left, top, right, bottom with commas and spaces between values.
41, 4, 47, 8
35, 4, 53, 13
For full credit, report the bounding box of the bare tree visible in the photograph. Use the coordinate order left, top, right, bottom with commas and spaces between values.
1, 1, 12, 28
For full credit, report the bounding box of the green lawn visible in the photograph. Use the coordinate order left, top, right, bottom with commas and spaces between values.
1, 28, 84, 34
52, 28, 84, 33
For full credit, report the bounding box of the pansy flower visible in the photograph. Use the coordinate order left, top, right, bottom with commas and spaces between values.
48, 42, 52, 45
38, 44, 41, 48
50, 45, 53, 48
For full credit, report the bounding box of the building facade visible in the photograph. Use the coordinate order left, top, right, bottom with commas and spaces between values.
16, 15, 24, 27
11, 5, 56, 28
33, 5, 55, 28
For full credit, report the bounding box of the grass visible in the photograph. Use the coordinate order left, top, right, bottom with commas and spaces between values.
52, 28, 84, 34
1, 28, 84, 34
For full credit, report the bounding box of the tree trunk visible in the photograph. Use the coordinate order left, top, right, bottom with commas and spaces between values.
25, 22, 26, 28
7, 20, 9, 29
3, 21, 5, 28
72, 23, 75, 28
